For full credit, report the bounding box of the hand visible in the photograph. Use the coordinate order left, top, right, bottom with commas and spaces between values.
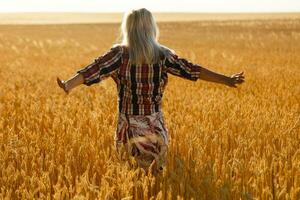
226, 71, 245, 88
57, 77, 69, 94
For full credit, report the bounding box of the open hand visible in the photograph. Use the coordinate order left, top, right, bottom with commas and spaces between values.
57, 77, 69, 94
226, 71, 245, 88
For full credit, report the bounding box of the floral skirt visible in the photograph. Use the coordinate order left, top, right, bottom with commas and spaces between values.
114, 111, 169, 170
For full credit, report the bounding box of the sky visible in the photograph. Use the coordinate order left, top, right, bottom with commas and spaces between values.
0, 0, 299, 13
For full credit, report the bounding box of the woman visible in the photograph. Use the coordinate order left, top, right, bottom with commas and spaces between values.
57, 8, 244, 173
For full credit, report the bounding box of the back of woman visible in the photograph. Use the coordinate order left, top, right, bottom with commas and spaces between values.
57, 8, 244, 174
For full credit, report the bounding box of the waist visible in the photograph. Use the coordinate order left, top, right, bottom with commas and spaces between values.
119, 102, 161, 115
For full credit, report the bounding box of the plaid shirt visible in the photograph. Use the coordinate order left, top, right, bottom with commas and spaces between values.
77, 45, 201, 115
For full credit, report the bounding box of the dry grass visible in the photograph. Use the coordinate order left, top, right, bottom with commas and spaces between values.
0, 19, 299, 199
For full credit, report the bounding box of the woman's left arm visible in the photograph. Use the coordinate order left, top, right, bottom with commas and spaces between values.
199, 67, 245, 88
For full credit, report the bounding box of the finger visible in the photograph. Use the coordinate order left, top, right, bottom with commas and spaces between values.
233, 74, 242, 79
234, 77, 242, 83
235, 74, 245, 78
236, 79, 244, 84
235, 76, 245, 81
228, 82, 237, 88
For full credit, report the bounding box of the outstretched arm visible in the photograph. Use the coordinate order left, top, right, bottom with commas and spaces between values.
164, 49, 245, 87
57, 73, 84, 94
56, 45, 123, 94
199, 67, 244, 88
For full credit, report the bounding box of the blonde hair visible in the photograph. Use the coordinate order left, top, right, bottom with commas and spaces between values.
120, 8, 163, 65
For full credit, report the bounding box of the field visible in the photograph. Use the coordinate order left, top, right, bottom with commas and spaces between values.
0, 16, 299, 199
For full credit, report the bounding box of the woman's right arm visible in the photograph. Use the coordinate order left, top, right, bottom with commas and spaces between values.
198, 68, 244, 88
164, 49, 244, 87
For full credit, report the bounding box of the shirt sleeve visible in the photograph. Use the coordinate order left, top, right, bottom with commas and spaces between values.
164, 50, 201, 81
77, 45, 123, 86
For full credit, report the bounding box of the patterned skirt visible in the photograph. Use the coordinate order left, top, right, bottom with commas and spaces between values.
114, 111, 169, 170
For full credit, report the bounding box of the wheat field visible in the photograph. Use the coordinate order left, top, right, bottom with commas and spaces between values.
0, 18, 299, 200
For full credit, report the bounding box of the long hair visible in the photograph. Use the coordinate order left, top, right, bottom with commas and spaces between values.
120, 8, 163, 65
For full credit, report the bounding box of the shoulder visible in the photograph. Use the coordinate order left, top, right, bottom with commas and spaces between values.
110, 44, 129, 57
108, 44, 121, 53
97, 44, 125, 61
95, 44, 124, 63
111, 44, 128, 52
159, 45, 177, 62
159, 44, 176, 58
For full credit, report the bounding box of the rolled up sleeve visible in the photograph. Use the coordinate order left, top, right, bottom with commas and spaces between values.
164, 50, 201, 81
77, 45, 123, 86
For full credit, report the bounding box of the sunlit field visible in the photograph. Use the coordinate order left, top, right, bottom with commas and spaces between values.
0, 16, 299, 199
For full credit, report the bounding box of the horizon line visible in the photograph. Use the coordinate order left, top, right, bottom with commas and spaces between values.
0, 11, 299, 14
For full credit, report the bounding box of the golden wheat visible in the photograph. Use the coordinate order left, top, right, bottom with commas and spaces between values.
0, 19, 299, 199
